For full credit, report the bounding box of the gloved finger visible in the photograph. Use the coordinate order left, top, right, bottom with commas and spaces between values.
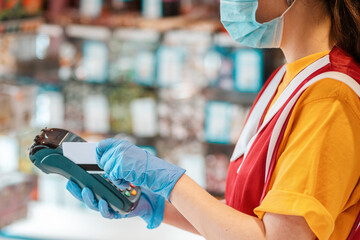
66, 181, 83, 202
102, 151, 118, 174
98, 199, 121, 219
96, 139, 119, 166
103, 144, 135, 182
117, 180, 129, 189
109, 144, 148, 185
108, 164, 121, 184
82, 187, 99, 211
98, 140, 132, 171
110, 178, 129, 189
102, 174, 128, 190
101, 142, 132, 173
108, 159, 136, 185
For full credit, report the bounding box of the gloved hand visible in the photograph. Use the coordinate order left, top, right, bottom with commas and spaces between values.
66, 180, 165, 229
96, 139, 186, 201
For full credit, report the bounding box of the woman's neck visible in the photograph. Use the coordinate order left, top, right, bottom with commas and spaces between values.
280, 1, 334, 63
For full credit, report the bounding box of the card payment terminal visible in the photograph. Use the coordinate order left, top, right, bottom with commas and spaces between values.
28, 128, 141, 214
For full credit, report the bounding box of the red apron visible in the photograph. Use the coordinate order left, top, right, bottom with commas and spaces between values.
225, 47, 360, 239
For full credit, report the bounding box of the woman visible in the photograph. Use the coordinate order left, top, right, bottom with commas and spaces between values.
67, 0, 360, 239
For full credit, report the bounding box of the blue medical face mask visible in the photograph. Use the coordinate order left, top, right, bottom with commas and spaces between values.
220, 0, 296, 49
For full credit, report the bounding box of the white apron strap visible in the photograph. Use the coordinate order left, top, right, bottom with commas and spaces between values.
230, 65, 286, 161
231, 55, 331, 165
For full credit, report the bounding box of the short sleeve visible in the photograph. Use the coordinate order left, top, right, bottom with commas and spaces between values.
254, 80, 360, 240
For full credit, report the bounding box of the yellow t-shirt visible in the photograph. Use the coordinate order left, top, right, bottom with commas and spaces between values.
254, 51, 360, 240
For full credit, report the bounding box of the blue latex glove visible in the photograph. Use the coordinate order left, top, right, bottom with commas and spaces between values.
96, 139, 186, 201
66, 180, 165, 229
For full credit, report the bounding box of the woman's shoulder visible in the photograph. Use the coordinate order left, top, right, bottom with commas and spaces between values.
297, 78, 360, 119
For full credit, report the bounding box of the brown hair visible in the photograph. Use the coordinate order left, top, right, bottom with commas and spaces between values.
326, 0, 360, 62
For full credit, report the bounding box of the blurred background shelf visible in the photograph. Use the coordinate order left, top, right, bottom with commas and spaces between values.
0, 173, 36, 230
0, 17, 43, 34
203, 87, 258, 106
